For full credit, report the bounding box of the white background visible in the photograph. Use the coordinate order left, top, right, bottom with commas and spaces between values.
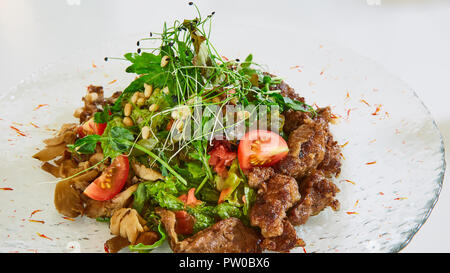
1, 0, 449, 252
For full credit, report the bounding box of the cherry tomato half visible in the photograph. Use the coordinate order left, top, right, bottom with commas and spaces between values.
77, 117, 107, 138
83, 155, 129, 201
238, 130, 289, 170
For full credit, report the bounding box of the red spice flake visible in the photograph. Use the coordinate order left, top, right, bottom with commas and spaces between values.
360, 99, 371, 107
394, 197, 407, 201
366, 161, 377, 165
354, 200, 359, 208
371, 104, 382, 116
36, 233, 53, 241
346, 212, 358, 215
345, 91, 350, 99
10, 126, 26, 137
108, 79, 117, 84
92, 62, 97, 68
30, 209, 43, 217
342, 179, 355, 185
320, 70, 324, 76
29, 220, 45, 224
379, 192, 384, 195
302, 247, 307, 253
290, 65, 300, 70
221, 56, 229, 61
29, 122, 39, 128
340, 152, 346, 160
330, 113, 341, 120
33, 104, 49, 111
319, 44, 324, 49
62, 216, 75, 221
0, 187, 13, 191
340, 141, 349, 148
104, 244, 110, 253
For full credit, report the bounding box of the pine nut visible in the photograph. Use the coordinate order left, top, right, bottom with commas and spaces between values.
137, 97, 146, 107
141, 126, 150, 139
162, 86, 169, 94
124, 103, 132, 117
73, 107, 84, 118
123, 117, 134, 126
149, 104, 159, 112
131, 93, 139, 104
161, 55, 170, 67
144, 84, 153, 98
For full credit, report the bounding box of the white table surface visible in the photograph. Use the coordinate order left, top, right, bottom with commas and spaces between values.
1, 0, 449, 253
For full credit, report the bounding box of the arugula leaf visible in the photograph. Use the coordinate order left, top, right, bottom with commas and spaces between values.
133, 180, 185, 214
96, 216, 111, 223
124, 52, 163, 75
108, 127, 135, 151
93, 106, 110, 124
67, 134, 100, 154
128, 222, 166, 253
282, 96, 316, 113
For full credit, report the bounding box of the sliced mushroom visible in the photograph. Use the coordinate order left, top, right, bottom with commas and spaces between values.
42, 123, 77, 146
110, 208, 147, 244
132, 163, 163, 181
105, 231, 160, 253
33, 143, 67, 162
84, 184, 139, 218
54, 180, 84, 218
33, 123, 77, 163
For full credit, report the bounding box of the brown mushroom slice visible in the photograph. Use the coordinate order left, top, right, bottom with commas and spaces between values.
71, 169, 100, 192
41, 162, 62, 178
83, 184, 139, 218
105, 231, 160, 253
42, 123, 77, 146
54, 180, 84, 218
105, 236, 130, 253
132, 163, 163, 181
155, 207, 179, 249
110, 208, 147, 244
33, 143, 67, 162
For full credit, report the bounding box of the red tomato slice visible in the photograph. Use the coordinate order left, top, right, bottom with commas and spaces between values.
90, 121, 107, 136
78, 117, 107, 137
238, 130, 289, 170
175, 210, 194, 235
178, 188, 202, 207
84, 155, 129, 201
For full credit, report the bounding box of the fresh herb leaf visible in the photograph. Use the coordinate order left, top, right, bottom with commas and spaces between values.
128, 222, 166, 253
67, 134, 101, 154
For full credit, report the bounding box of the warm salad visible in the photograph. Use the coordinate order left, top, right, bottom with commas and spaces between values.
33, 5, 342, 253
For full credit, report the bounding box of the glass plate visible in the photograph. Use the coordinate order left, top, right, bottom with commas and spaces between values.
0, 26, 445, 253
